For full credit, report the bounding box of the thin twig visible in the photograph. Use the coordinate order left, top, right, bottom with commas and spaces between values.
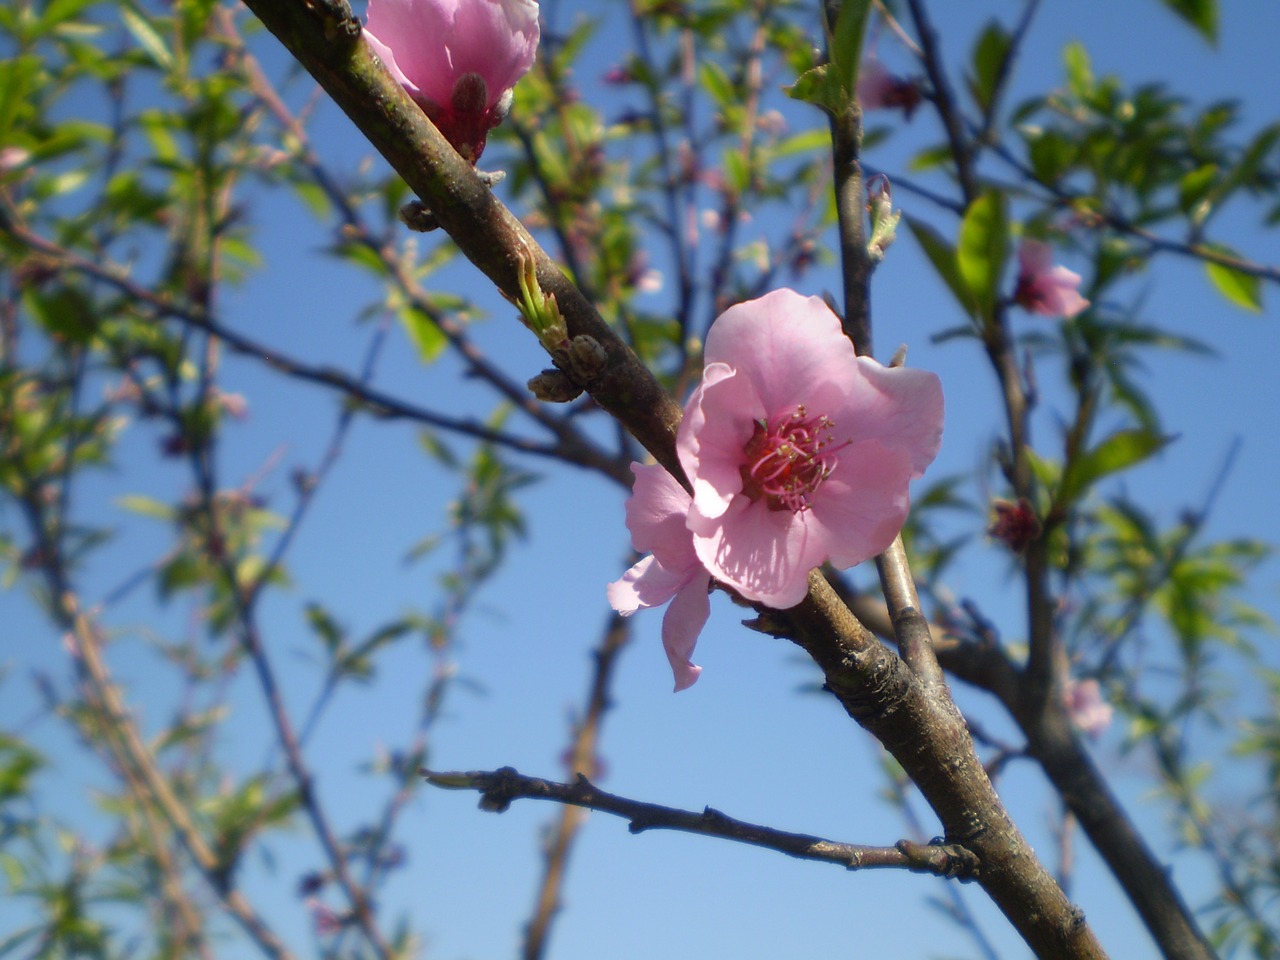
424, 766, 981, 879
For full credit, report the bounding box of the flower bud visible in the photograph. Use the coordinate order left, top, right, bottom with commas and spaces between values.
528, 369, 582, 403
364, 0, 540, 163
565, 335, 607, 382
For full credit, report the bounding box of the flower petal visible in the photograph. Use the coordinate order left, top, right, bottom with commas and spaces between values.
1018, 238, 1054, 275
702, 290, 859, 415
448, 0, 541, 104
679, 363, 759, 521
831, 360, 944, 477
364, 0, 540, 109
607, 554, 684, 614
625, 463, 698, 572
689, 498, 823, 608
365, 0, 448, 98
662, 575, 710, 691
810, 440, 914, 569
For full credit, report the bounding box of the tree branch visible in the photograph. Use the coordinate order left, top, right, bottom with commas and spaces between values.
424, 766, 981, 878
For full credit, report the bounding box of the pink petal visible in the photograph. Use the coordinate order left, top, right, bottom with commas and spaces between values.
809, 440, 914, 569
1018, 238, 1054, 275
449, 0, 540, 102
702, 290, 858, 415
364, 0, 539, 109
678, 363, 758, 521
856, 60, 895, 110
662, 576, 710, 691
688, 498, 824, 609
365, 0, 447, 99
624, 463, 698, 572
1016, 240, 1090, 318
1043, 267, 1090, 317
831, 360, 944, 477
607, 554, 684, 614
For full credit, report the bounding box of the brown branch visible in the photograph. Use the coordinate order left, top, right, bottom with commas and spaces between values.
905, 0, 979, 203
828, 102, 873, 354
935, 625, 1221, 960
761, 572, 1106, 958
875, 537, 945, 686
522, 614, 631, 960
424, 766, 980, 879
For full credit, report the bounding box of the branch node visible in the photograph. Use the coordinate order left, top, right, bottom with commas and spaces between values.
895, 838, 981, 880
305, 0, 360, 44
398, 200, 439, 232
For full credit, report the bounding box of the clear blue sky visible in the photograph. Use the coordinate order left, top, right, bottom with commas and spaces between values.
3, 1, 1278, 957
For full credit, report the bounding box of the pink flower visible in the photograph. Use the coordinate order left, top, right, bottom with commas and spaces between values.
1013, 239, 1090, 318
305, 898, 346, 935
856, 58, 922, 118
364, 0, 540, 162
1064, 677, 1112, 739
608, 464, 709, 691
679, 290, 943, 609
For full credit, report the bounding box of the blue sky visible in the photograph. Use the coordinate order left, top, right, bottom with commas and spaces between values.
3, 1, 1279, 958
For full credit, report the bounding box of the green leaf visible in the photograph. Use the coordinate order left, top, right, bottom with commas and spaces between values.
1204, 124, 1280, 212
956, 191, 1008, 322
827, 0, 873, 99
399, 304, 447, 362
305, 602, 344, 654
786, 65, 842, 115
1027, 129, 1074, 184
116, 495, 176, 521
969, 20, 1011, 117
1056, 429, 1172, 510
770, 128, 830, 159
1177, 163, 1218, 214
120, 4, 174, 69
904, 216, 976, 319
1063, 42, 1093, 100
22, 286, 96, 343
1204, 244, 1263, 313
1158, 0, 1218, 42
699, 61, 734, 107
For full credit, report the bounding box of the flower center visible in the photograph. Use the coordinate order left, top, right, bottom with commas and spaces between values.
740, 405, 848, 513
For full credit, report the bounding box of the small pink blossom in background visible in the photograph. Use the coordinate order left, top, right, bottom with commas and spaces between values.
306, 898, 346, 935
607, 463, 710, 691
756, 110, 787, 137
680, 289, 943, 609
1064, 677, 1112, 738
212, 388, 249, 420
625, 251, 663, 294
856, 58, 923, 119
0, 146, 31, 173
1013, 239, 1090, 318
987, 497, 1040, 554
602, 64, 632, 85
363, 0, 539, 162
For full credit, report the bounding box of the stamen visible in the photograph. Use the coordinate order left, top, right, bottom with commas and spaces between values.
739, 405, 850, 512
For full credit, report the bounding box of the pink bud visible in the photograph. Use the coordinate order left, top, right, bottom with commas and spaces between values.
1013, 239, 1090, 318
364, 0, 540, 162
